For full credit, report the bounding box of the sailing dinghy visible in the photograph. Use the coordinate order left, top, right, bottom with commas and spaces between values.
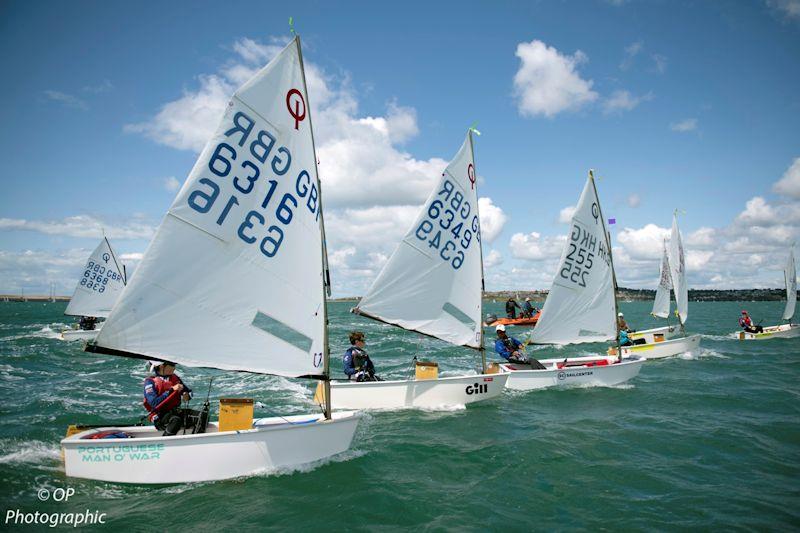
319, 130, 508, 410
60, 237, 126, 341
501, 171, 644, 391
620, 214, 701, 359
735, 247, 799, 340
62, 36, 360, 484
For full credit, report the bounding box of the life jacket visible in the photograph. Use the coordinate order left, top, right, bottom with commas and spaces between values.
143, 375, 182, 421
501, 338, 516, 351
739, 316, 752, 328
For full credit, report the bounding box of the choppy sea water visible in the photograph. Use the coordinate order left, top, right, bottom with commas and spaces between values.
0, 300, 798, 530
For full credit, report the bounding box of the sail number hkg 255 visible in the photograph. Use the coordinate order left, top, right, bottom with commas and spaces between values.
413, 179, 480, 270
559, 221, 610, 288
184, 109, 319, 259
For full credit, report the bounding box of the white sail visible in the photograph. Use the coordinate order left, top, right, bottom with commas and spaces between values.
668, 212, 688, 325
355, 132, 482, 348
531, 173, 616, 345
94, 37, 327, 378
65, 237, 126, 318
783, 247, 796, 321
651, 240, 672, 318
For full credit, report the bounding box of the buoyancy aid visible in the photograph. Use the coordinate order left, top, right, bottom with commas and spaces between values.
143, 375, 182, 421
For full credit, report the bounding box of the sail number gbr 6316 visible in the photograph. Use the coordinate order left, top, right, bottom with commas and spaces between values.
413, 178, 480, 270
183, 107, 319, 260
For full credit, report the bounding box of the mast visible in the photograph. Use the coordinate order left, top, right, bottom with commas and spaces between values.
469, 129, 487, 373
589, 170, 620, 352
296, 34, 332, 420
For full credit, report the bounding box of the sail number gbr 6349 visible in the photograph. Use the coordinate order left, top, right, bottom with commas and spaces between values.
413, 178, 480, 270
182, 106, 319, 260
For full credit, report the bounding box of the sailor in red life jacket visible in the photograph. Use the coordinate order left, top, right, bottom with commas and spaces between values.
739, 310, 764, 334
144, 361, 205, 436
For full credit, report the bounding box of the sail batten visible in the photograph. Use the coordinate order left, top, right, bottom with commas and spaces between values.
783, 247, 796, 321
92, 37, 328, 378
355, 132, 483, 348
65, 237, 126, 318
652, 240, 673, 318
530, 174, 617, 345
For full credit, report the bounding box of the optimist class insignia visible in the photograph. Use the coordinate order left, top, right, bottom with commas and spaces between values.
286, 89, 306, 129
467, 164, 476, 189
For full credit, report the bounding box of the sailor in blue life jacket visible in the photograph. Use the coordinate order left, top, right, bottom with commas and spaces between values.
343, 331, 378, 381
494, 325, 531, 364
143, 361, 207, 436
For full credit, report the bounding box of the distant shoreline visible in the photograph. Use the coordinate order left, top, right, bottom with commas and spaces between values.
1, 287, 793, 303
332, 287, 793, 302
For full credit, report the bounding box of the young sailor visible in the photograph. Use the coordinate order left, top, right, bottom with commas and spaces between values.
494, 325, 530, 364
619, 329, 646, 347
343, 331, 378, 381
739, 310, 764, 333
143, 361, 206, 436
78, 316, 97, 331
617, 312, 630, 332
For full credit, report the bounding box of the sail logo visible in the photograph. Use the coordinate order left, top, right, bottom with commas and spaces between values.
467, 164, 475, 189
286, 89, 306, 129
558, 370, 593, 380
465, 382, 489, 395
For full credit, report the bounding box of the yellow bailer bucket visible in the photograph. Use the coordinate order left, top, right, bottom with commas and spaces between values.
219, 398, 254, 432
415, 361, 439, 380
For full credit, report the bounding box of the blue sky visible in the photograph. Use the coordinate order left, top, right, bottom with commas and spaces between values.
1, 0, 799, 296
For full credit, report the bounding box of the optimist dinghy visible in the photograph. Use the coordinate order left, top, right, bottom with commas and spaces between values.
505, 171, 644, 390
59, 237, 126, 341
618, 215, 701, 360
319, 129, 508, 410
735, 247, 800, 340
62, 36, 360, 484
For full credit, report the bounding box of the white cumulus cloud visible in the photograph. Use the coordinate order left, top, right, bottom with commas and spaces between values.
0, 215, 155, 240
558, 205, 576, 224
509, 231, 565, 260
478, 197, 508, 244
772, 157, 800, 199
512, 39, 598, 118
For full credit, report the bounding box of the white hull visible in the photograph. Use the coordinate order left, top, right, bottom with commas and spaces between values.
327, 373, 509, 410
62, 411, 360, 484
60, 325, 102, 341
734, 323, 800, 340
501, 355, 644, 391
628, 325, 680, 342
619, 334, 701, 360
